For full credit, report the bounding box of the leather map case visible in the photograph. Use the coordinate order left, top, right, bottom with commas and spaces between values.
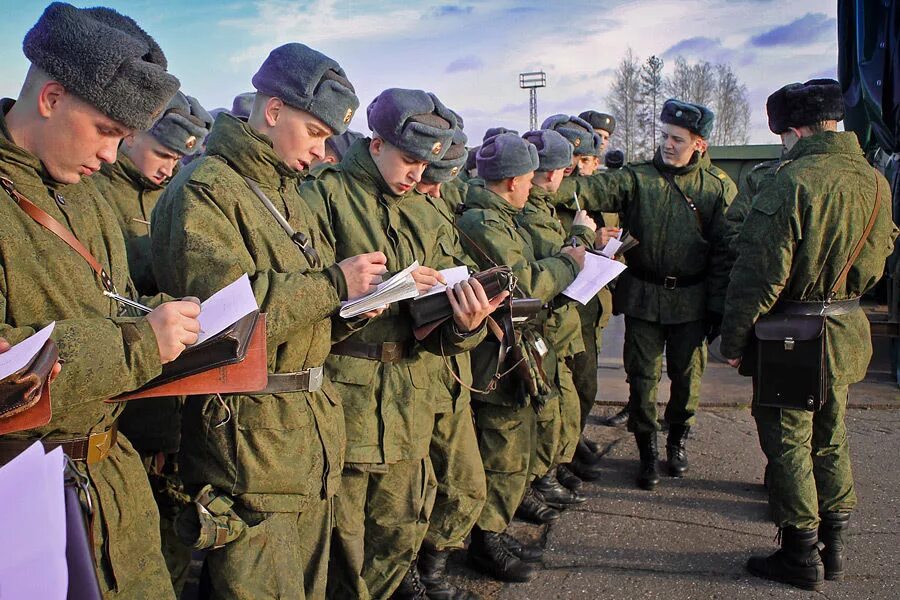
409, 266, 512, 329
753, 314, 827, 412
0, 339, 57, 435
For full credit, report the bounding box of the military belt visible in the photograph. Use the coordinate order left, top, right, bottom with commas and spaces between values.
775, 298, 860, 317
628, 267, 706, 290
331, 340, 410, 363
251, 366, 324, 394
0, 420, 118, 466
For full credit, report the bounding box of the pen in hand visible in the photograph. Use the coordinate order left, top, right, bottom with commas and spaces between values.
103, 290, 152, 313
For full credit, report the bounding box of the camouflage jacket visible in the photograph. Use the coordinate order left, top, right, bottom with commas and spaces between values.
720, 131, 899, 384
151, 113, 352, 511
699, 151, 739, 202
299, 139, 486, 464
93, 153, 166, 295
723, 159, 780, 259
517, 185, 593, 357
556, 149, 735, 323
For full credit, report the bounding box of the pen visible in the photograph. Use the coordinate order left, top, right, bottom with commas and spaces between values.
573, 192, 581, 212
103, 290, 153, 313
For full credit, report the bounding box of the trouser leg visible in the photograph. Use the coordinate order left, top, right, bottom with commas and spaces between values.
663, 319, 707, 428
623, 316, 666, 433
812, 384, 857, 515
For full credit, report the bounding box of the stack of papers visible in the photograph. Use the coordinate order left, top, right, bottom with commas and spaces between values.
562, 252, 628, 305
0, 322, 55, 380
600, 230, 639, 258
421, 266, 470, 297
340, 262, 421, 318
195, 274, 259, 345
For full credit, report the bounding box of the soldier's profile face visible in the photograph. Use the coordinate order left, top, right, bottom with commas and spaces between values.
595, 129, 610, 154
659, 123, 701, 168
533, 168, 565, 193
370, 137, 428, 196
34, 85, 129, 184
577, 154, 598, 176
509, 171, 535, 208
123, 132, 182, 185
269, 103, 332, 172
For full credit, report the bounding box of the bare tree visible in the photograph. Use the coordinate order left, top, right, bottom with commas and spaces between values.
637, 55, 665, 159
607, 48, 643, 162
711, 63, 750, 145
666, 57, 715, 106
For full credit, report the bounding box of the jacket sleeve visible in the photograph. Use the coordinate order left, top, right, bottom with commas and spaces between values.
719, 183, 797, 359
706, 180, 738, 314
151, 182, 342, 350
555, 169, 636, 215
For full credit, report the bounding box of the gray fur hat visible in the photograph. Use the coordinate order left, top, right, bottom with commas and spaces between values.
22, 2, 180, 131
231, 92, 255, 119
423, 128, 469, 183
579, 110, 616, 134
147, 92, 212, 156
483, 126, 519, 142
476, 132, 539, 181
660, 99, 714, 139
325, 130, 365, 162
541, 114, 595, 156
366, 88, 457, 162
252, 43, 359, 135
766, 79, 844, 134
522, 129, 573, 172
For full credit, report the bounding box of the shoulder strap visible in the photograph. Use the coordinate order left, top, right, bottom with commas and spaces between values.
827, 169, 882, 303
0, 176, 116, 292
243, 177, 321, 269
659, 170, 704, 231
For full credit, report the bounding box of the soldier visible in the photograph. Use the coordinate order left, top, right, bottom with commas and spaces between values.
720, 79, 898, 591
557, 99, 734, 490
92, 89, 212, 595
231, 92, 255, 119
458, 133, 586, 582
723, 157, 781, 258
151, 43, 389, 599
518, 129, 595, 507
298, 88, 502, 600
414, 125, 486, 600
579, 110, 616, 164
0, 3, 203, 597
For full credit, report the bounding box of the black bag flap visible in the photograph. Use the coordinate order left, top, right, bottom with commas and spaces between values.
409, 266, 512, 328
754, 314, 824, 342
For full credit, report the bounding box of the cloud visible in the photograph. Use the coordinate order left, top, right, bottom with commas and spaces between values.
749, 13, 835, 47
430, 5, 474, 17
663, 37, 723, 57
446, 55, 484, 74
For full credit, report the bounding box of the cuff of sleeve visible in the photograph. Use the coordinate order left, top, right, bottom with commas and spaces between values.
324, 263, 349, 301
557, 253, 580, 278
125, 317, 163, 384
570, 225, 594, 247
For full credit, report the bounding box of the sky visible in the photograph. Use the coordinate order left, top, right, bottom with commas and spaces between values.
0, 0, 839, 145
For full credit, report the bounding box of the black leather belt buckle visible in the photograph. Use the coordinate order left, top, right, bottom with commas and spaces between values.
664, 276, 677, 290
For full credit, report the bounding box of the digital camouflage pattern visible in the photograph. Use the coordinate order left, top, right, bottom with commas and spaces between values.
720, 131, 898, 529
723, 159, 780, 258
0, 99, 173, 599
151, 113, 352, 599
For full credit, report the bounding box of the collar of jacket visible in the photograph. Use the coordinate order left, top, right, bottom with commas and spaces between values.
0, 98, 72, 193
340, 137, 409, 200
651, 147, 701, 176
465, 179, 521, 221
204, 113, 303, 187
99, 151, 165, 192
784, 130, 863, 162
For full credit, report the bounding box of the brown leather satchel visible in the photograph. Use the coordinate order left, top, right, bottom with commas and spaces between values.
110, 312, 268, 402
0, 339, 57, 434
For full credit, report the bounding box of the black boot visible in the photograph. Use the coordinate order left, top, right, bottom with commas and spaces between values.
666, 424, 690, 477
467, 527, 535, 583
556, 464, 583, 492
515, 487, 560, 524
498, 531, 543, 562
634, 432, 660, 491
602, 407, 628, 427
418, 545, 481, 600
569, 457, 603, 482
575, 438, 604, 466
532, 470, 587, 509
747, 527, 825, 591
819, 512, 850, 581
391, 560, 428, 599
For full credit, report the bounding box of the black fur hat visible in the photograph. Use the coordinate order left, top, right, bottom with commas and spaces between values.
767, 79, 844, 134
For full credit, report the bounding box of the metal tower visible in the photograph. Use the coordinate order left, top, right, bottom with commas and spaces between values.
519, 71, 547, 131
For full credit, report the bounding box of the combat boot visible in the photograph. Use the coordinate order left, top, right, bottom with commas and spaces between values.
556, 463, 583, 492
391, 560, 428, 599
418, 545, 482, 600
467, 527, 535, 583
602, 407, 629, 427
747, 527, 825, 591
666, 423, 690, 477
575, 437, 604, 466
634, 431, 660, 490
515, 487, 560, 524
819, 512, 851, 581
532, 470, 587, 509
498, 531, 543, 562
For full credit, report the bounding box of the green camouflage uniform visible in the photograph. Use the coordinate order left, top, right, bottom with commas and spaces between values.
93, 153, 191, 595
0, 99, 174, 599
457, 182, 580, 533
720, 132, 899, 530
518, 186, 593, 472
151, 113, 351, 600
560, 150, 734, 433
298, 139, 486, 600
421, 179, 488, 553
724, 159, 780, 258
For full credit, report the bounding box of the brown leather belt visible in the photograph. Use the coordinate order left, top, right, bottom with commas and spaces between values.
331, 340, 410, 363
251, 367, 324, 394
0, 420, 118, 466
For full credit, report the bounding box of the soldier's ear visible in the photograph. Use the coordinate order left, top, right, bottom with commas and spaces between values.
36, 80, 66, 119
264, 97, 284, 127
370, 136, 384, 156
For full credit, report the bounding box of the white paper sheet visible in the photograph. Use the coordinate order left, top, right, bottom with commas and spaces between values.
421, 266, 471, 297
0, 322, 55, 380
561, 252, 628, 305
196, 274, 259, 345
599, 237, 623, 258
340, 262, 421, 318
0, 442, 68, 599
